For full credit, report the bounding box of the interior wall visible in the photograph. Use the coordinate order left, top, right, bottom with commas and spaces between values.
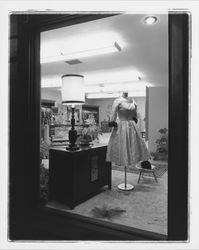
85, 98, 113, 124
147, 86, 168, 153
41, 88, 62, 106
41, 88, 146, 131
86, 97, 146, 131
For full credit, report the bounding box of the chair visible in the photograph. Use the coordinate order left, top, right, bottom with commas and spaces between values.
136, 162, 158, 184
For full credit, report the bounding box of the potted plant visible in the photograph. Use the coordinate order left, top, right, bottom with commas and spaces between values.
77, 124, 103, 147
40, 139, 51, 205
152, 128, 168, 161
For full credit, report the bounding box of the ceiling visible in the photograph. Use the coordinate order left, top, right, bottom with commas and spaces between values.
41, 14, 168, 97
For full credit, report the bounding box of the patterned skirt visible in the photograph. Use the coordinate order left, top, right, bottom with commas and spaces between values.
106, 120, 150, 166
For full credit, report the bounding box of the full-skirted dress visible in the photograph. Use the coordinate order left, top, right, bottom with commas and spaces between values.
106, 96, 150, 166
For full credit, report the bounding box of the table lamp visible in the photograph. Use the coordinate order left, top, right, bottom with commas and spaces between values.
61, 74, 85, 151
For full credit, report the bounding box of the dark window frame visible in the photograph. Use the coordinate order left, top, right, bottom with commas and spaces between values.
9, 13, 189, 241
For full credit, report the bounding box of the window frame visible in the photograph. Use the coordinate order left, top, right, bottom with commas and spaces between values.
9, 13, 189, 241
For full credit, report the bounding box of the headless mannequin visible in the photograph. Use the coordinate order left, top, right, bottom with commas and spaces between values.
117, 91, 134, 191
107, 91, 150, 189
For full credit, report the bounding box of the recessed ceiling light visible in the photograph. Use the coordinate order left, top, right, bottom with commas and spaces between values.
144, 16, 158, 25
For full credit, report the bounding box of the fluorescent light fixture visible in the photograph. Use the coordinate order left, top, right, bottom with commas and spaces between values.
84, 85, 101, 93
41, 42, 121, 64
84, 81, 147, 93
41, 76, 62, 88
86, 92, 120, 99
86, 90, 146, 99
102, 81, 146, 92
41, 30, 125, 61
84, 69, 143, 85
41, 68, 143, 88
126, 90, 146, 97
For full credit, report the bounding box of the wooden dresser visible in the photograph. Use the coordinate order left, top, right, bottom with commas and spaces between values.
49, 144, 112, 209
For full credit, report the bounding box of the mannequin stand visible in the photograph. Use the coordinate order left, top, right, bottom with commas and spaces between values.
117, 166, 134, 191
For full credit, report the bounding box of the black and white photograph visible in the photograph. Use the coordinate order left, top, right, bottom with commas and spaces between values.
1, 1, 199, 249
40, 13, 169, 236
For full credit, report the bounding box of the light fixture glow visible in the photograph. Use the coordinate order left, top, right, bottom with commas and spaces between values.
84, 69, 143, 85
84, 81, 147, 94
102, 81, 146, 92
86, 90, 146, 99
41, 30, 125, 59
144, 16, 158, 25
41, 76, 62, 88
41, 68, 145, 91
41, 42, 121, 64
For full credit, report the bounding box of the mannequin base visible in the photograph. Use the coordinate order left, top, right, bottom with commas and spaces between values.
117, 183, 134, 191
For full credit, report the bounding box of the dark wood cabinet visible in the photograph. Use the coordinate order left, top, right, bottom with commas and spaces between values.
49, 145, 111, 209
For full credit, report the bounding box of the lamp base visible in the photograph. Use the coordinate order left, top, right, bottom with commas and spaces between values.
66, 144, 79, 151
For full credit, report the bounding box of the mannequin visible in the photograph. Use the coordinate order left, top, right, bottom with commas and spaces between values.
106, 91, 150, 191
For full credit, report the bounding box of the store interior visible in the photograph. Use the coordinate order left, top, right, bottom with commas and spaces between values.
40, 14, 168, 236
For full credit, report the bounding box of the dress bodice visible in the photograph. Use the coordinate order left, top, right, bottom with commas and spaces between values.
110, 96, 137, 122
117, 108, 137, 121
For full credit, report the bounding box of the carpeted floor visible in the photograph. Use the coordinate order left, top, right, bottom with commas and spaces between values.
47, 165, 167, 235
112, 160, 168, 178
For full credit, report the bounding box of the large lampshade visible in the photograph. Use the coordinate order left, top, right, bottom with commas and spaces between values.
61, 74, 85, 104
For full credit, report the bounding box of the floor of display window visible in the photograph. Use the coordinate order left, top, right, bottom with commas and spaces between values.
46, 167, 167, 235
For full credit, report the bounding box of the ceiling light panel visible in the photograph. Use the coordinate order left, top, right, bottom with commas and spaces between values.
41, 68, 145, 89
102, 81, 146, 92
83, 68, 143, 85
84, 81, 147, 93
41, 31, 125, 63
86, 90, 146, 99
41, 44, 121, 64
41, 76, 61, 88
